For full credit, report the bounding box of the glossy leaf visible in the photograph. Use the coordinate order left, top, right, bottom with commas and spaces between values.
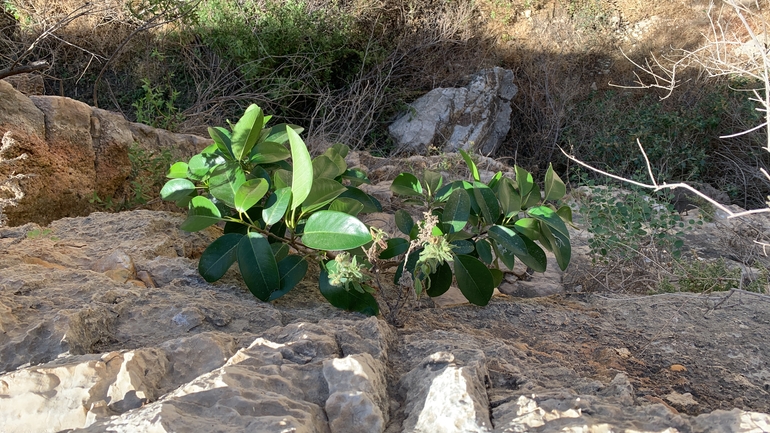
187, 153, 224, 181
287, 126, 313, 210
459, 149, 480, 182
523, 183, 541, 209
319, 267, 379, 316
208, 126, 233, 159
518, 235, 548, 272
231, 104, 264, 160
180, 196, 222, 232
313, 155, 344, 179
453, 254, 494, 306
516, 166, 534, 198
237, 232, 280, 301
475, 238, 494, 265
473, 182, 501, 224
488, 225, 528, 257
557, 205, 573, 224
271, 242, 290, 262
544, 163, 566, 201
199, 233, 242, 282
423, 170, 443, 197
340, 168, 370, 186
498, 177, 521, 217
487, 171, 503, 189
209, 162, 246, 208
161, 178, 196, 202
329, 197, 364, 216
450, 239, 474, 254
540, 224, 571, 271
264, 123, 304, 145
302, 211, 372, 250
442, 188, 470, 233
235, 179, 269, 213
528, 206, 570, 238
492, 241, 515, 270
302, 178, 347, 213
249, 141, 291, 164
513, 218, 541, 241
268, 255, 308, 301
273, 169, 292, 190
338, 187, 382, 214
167, 162, 188, 179
379, 237, 410, 259
426, 261, 453, 297
391, 173, 423, 197
490, 268, 504, 288
262, 187, 291, 225
395, 209, 414, 237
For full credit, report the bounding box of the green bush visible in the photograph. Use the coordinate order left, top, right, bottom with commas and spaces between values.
161, 105, 573, 318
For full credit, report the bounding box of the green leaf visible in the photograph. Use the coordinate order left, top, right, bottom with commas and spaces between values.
209, 162, 246, 208
523, 183, 541, 209
161, 178, 196, 202
268, 255, 308, 301
319, 267, 379, 315
313, 155, 346, 180
475, 239, 494, 264
262, 187, 291, 225
237, 232, 280, 301
544, 163, 566, 201
488, 225, 528, 257
271, 242, 290, 262
329, 197, 365, 216
426, 261, 452, 297
379, 238, 409, 259
492, 241, 515, 270
435, 180, 466, 202
528, 206, 570, 238
180, 196, 222, 232
273, 169, 292, 190
302, 178, 347, 213
391, 173, 423, 197
459, 149, 480, 182
557, 205, 573, 224
513, 218, 541, 241
235, 179, 269, 213
302, 211, 372, 250
167, 162, 189, 179
498, 177, 522, 217
453, 254, 494, 306
490, 268, 504, 288
487, 171, 503, 189
540, 224, 571, 271
519, 235, 548, 272
473, 182, 501, 224
516, 166, 534, 198
187, 153, 224, 181
450, 239, 474, 254
287, 126, 313, 210
423, 170, 443, 197
199, 233, 242, 282
249, 141, 291, 164
394, 248, 421, 285
395, 210, 414, 237
231, 104, 264, 160
208, 126, 233, 159
338, 187, 382, 214
442, 189, 470, 233
264, 123, 304, 145
340, 168, 370, 186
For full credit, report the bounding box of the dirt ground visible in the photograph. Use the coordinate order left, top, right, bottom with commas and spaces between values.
392, 290, 770, 416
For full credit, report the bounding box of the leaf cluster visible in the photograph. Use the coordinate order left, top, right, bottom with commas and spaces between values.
161, 106, 573, 316
386, 149, 573, 307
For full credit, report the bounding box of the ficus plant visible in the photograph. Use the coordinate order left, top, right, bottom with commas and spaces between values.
384, 150, 573, 308
160, 104, 573, 318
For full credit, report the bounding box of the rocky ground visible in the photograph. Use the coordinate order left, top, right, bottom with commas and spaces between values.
1, 208, 769, 432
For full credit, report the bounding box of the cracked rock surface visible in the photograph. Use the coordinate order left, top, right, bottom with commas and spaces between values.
2, 211, 770, 433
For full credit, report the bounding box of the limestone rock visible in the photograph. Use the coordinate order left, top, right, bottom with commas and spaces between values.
323, 353, 388, 433
398, 350, 492, 433
388, 67, 517, 155
90, 108, 133, 199
0, 79, 45, 137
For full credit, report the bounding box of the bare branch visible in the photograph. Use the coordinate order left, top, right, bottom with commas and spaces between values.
0, 60, 49, 80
